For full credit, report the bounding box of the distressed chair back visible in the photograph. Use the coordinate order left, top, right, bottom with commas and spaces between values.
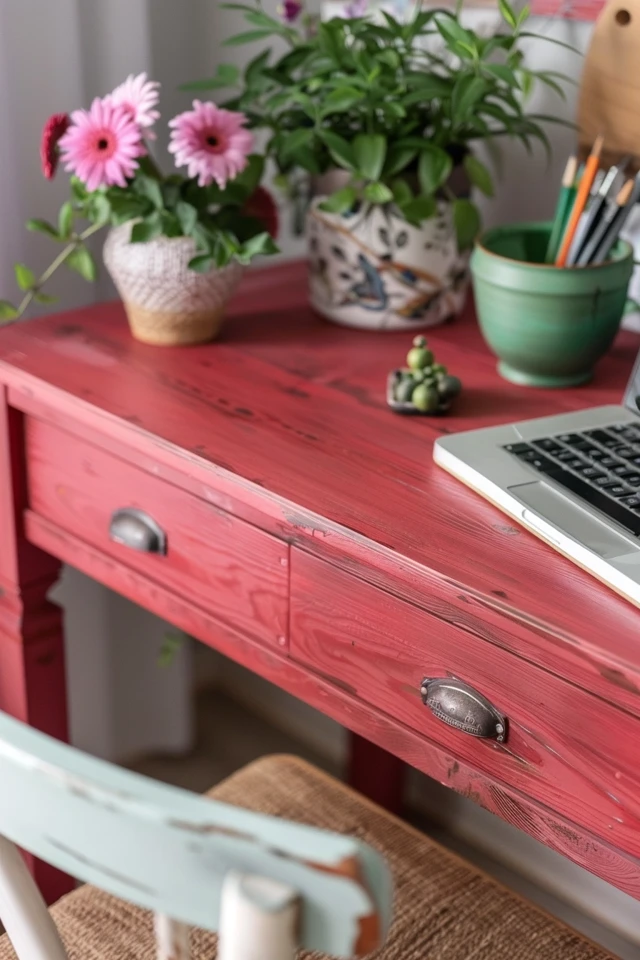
0, 712, 392, 960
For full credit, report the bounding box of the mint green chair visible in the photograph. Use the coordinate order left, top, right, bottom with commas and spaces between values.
0, 712, 392, 960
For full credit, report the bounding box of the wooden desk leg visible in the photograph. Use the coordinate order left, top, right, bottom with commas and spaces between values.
0, 394, 74, 904
347, 733, 407, 815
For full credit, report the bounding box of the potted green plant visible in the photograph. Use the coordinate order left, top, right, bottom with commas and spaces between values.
0, 74, 279, 346
190, 0, 567, 331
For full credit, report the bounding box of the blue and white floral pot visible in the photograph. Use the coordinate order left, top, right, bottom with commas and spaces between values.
307, 197, 469, 332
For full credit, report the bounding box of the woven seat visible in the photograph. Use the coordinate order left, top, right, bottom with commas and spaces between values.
0, 756, 614, 960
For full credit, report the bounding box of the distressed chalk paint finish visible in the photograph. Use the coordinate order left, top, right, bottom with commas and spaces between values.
0, 711, 391, 960
1, 262, 640, 901
0, 389, 71, 904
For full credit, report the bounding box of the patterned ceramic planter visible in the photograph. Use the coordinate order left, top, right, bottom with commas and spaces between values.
307, 198, 469, 331
103, 224, 244, 346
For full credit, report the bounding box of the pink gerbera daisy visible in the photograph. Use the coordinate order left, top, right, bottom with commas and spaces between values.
168, 101, 253, 189
59, 97, 145, 192
108, 72, 160, 130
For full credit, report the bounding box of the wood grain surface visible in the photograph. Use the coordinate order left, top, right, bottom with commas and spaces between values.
1, 261, 640, 896
0, 263, 639, 710
20, 508, 640, 900
291, 551, 640, 859
25, 418, 289, 650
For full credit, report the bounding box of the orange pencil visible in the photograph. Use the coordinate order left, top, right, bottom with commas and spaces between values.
555, 135, 604, 267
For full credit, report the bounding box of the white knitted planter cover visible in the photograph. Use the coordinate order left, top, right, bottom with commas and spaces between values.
103, 223, 244, 346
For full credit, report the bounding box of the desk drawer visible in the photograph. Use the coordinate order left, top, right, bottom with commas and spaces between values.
25, 419, 288, 648
291, 551, 640, 856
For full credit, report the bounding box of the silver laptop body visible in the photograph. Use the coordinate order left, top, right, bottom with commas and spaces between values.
433, 352, 640, 607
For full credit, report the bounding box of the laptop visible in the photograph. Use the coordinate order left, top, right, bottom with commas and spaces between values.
433, 350, 640, 607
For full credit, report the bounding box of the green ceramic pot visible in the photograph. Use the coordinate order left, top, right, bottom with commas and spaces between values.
471, 222, 634, 388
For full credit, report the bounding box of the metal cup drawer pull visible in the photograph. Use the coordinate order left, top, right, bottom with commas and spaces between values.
420, 677, 507, 743
109, 508, 167, 555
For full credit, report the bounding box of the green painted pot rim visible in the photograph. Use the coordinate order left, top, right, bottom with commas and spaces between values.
476, 222, 634, 272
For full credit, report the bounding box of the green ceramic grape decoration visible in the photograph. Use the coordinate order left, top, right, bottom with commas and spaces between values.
388, 336, 461, 415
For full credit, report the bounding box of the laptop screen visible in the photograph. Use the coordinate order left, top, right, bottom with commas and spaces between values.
623, 347, 640, 414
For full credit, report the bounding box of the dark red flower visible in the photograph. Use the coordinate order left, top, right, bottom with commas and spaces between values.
40, 113, 71, 180
243, 186, 279, 239
280, 0, 303, 22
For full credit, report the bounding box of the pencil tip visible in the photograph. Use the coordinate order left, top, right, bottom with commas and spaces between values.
593, 134, 605, 157
563, 154, 578, 186
617, 178, 635, 205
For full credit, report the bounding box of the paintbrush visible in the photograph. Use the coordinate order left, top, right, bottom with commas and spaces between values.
556, 135, 604, 267
544, 155, 578, 264
566, 156, 631, 266
577, 177, 637, 266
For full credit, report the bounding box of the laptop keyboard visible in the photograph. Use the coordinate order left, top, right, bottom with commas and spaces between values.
504, 422, 640, 537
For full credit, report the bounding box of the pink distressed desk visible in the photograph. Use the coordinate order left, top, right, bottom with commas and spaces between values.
1, 262, 640, 904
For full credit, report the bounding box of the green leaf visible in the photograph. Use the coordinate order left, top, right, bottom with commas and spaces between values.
391, 179, 413, 207
14, 263, 35, 291
130, 216, 163, 244
353, 134, 387, 182
224, 29, 273, 46
242, 10, 286, 31
378, 49, 400, 69
233, 154, 264, 195
237, 231, 278, 264
281, 127, 315, 160
70, 176, 88, 204
58, 201, 74, 240
158, 632, 185, 668
518, 32, 582, 55
536, 72, 567, 99
89, 193, 112, 225
188, 254, 215, 273
452, 76, 489, 118
402, 80, 452, 106
453, 198, 481, 250
399, 196, 436, 225
108, 195, 150, 226
246, 49, 271, 85
406, 72, 452, 94
0, 300, 18, 320
379, 101, 406, 120
160, 211, 182, 238
287, 90, 317, 119
26, 219, 60, 240
67, 246, 97, 282
318, 130, 356, 171
463, 154, 494, 197
318, 186, 357, 214
285, 146, 321, 175
384, 146, 418, 178
176, 201, 198, 235
33, 292, 58, 304
520, 70, 534, 99
498, 0, 518, 28
418, 145, 452, 196
517, 3, 530, 25
435, 15, 475, 48
363, 182, 393, 204
483, 64, 520, 88
136, 176, 163, 209
320, 86, 364, 117
180, 63, 240, 91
